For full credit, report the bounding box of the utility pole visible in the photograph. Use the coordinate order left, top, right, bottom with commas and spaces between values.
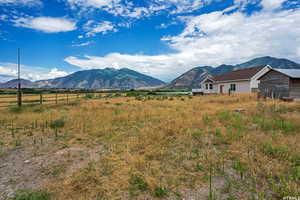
17, 48, 22, 107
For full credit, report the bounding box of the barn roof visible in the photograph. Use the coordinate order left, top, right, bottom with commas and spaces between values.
213, 66, 265, 82
273, 69, 300, 78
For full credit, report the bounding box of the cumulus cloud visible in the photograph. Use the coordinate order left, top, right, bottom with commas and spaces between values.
0, 62, 70, 81
84, 20, 117, 37
65, 7, 300, 81
13, 17, 76, 33
260, 0, 286, 10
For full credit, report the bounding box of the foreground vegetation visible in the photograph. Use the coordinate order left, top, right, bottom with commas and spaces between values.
0, 94, 299, 199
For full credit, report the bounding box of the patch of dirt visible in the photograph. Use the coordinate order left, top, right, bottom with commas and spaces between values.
0, 140, 103, 200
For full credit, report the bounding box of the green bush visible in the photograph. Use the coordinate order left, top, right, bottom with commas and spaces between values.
50, 119, 65, 129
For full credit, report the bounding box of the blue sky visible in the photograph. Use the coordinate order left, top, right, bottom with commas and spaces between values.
0, 0, 300, 82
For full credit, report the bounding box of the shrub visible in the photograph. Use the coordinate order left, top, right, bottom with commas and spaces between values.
50, 119, 65, 129
85, 93, 94, 99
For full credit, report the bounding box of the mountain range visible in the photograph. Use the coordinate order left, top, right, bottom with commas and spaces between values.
1, 56, 300, 90
165, 56, 300, 89
0, 68, 165, 89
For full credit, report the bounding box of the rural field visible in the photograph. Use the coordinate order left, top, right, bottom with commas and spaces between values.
0, 94, 300, 200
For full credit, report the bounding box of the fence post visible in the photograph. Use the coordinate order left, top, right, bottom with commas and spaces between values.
56, 93, 58, 104
40, 93, 43, 104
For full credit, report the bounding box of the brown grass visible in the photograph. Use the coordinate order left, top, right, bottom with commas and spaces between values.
0, 94, 299, 199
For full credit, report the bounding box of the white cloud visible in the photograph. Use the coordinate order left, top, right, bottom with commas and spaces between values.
0, 0, 42, 6
72, 41, 92, 47
64, 0, 216, 19
0, 65, 17, 76
46, 68, 69, 79
65, 7, 300, 81
261, 0, 286, 10
13, 17, 76, 33
0, 62, 70, 81
84, 20, 117, 37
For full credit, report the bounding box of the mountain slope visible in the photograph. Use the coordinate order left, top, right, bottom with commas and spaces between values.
0, 79, 36, 88
235, 56, 300, 70
166, 56, 300, 89
165, 66, 213, 90
36, 68, 165, 89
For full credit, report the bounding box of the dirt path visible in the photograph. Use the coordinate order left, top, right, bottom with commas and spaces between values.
0, 141, 103, 200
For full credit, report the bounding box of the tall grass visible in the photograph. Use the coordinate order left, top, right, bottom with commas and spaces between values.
0, 94, 299, 199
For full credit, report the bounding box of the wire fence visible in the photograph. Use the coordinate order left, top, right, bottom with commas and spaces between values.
0, 92, 105, 108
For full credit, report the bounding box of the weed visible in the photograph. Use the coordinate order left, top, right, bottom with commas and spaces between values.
215, 128, 222, 137
128, 174, 148, 196
192, 129, 204, 139
9, 106, 23, 113
291, 166, 300, 181
153, 186, 168, 198
262, 142, 290, 160
129, 174, 148, 191
226, 195, 237, 200
12, 189, 50, 200
231, 160, 247, 179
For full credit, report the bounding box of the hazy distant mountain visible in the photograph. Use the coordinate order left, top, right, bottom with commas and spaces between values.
0, 79, 36, 89
35, 68, 165, 89
166, 56, 300, 89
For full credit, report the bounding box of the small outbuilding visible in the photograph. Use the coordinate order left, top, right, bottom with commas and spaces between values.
258, 68, 300, 100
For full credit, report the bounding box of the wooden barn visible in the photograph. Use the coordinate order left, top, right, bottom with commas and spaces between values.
258, 68, 300, 100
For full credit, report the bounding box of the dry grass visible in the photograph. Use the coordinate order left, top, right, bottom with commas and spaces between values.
0, 94, 299, 199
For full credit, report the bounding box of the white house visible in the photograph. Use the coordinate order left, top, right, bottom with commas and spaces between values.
192, 65, 271, 95
213, 65, 271, 94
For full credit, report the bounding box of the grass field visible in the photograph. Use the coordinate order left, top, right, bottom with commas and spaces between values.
0, 94, 299, 200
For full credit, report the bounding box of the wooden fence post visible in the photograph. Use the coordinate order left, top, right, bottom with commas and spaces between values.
40, 93, 43, 104
56, 93, 58, 104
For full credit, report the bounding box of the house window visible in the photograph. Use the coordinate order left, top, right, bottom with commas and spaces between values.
209, 84, 213, 90
230, 84, 236, 91
205, 84, 208, 90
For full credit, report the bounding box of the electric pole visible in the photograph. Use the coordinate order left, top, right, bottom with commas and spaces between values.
17, 48, 22, 107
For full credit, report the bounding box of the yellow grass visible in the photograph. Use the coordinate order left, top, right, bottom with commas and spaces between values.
0, 94, 299, 199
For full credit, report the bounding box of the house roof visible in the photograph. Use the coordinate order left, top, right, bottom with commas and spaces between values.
273, 69, 300, 78
213, 66, 265, 82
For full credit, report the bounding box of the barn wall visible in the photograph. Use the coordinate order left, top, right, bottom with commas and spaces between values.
258, 70, 290, 98
290, 78, 300, 99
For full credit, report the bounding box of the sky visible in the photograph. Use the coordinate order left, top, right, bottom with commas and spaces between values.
0, 0, 300, 82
